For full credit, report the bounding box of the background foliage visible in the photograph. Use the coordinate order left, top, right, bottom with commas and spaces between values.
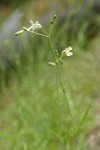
0, 0, 100, 149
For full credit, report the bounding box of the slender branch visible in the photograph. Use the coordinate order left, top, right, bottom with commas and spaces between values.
41, 27, 49, 36
49, 25, 53, 36
29, 31, 48, 37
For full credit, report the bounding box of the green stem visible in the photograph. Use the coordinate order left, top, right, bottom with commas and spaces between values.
30, 31, 48, 37
49, 25, 53, 36
41, 27, 49, 36
48, 35, 72, 118
48, 36, 58, 62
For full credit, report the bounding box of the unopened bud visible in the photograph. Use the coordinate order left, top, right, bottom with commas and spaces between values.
50, 20, 54, 24
15, 30, 24, 36
48, 62, 56, 66
55, 49, 59, 56
22, 27, 28, 31
53, 15, 57, 21
50, 15, 57, 24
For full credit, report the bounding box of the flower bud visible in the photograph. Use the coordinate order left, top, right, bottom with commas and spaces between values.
50, 15, 57, 24
15, 30, 24, 36
50, 19, 54, 24
48, 62, 56, 66
53, 15, 57, 21
22, 27, 28, 31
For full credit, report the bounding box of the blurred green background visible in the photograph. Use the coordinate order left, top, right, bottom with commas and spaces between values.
0, 0, 100, 149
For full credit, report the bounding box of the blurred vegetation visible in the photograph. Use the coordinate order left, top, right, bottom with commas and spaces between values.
0, 0, 30, 7
0, 0, 100, 149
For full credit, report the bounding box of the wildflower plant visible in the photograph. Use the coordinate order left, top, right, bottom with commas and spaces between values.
15, 15, 91, 149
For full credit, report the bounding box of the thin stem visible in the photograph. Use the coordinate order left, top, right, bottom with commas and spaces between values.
56, 69, 59, 102
41, 27, 49, 36
48, 36, 57, 61
49, 25, 53, 36
29, 31, 48, 37
48, 35, 72, 118
57, 63, 72, 118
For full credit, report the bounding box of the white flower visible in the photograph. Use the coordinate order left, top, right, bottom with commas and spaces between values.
27, 20, 42, 31
62, 46, 73, 57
